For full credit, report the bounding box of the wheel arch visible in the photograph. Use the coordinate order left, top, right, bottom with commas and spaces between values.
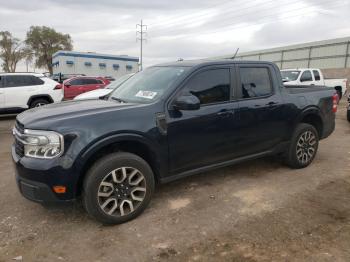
75, 134, 162, 196
27, 94, 54, 106
296, 108, 323, 138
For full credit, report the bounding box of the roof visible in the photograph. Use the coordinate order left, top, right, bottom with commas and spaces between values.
154, 58, 276, 68
0, 72, 45, 76
52, 50, 139, 62
214, 36, 350, 59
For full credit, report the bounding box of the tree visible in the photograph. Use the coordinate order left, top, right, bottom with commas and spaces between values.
25, 26, 73, 74
0, 31, 27, 72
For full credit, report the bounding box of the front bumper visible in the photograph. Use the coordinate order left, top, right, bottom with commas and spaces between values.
12, 145, 78, 203
16, 175, 60, 203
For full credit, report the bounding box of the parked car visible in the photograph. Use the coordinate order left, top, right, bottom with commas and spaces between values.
281, 68, 347, 99
63, 76, 110, 100
74, 74, 134, 100
12, 60, 337, 224
0, 72, 63, 113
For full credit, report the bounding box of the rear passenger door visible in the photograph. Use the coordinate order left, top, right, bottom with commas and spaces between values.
236, 64, 286, 156
312, 70, 323, 85
83, 78, 104, 93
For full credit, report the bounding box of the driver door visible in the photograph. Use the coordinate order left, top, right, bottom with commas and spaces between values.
167, 66, 240, 174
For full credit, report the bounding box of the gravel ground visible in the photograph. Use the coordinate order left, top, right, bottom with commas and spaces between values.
0, 101, 349, 262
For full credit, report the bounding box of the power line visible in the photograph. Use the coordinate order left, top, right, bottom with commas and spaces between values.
149, 0, 345, 38
150, 0, 282, 31
136, 20, 147, 71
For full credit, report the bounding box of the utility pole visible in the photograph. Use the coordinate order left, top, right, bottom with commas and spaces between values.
136, 20, 147, 71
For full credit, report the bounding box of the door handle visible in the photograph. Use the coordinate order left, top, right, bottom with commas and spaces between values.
266, 102, 278, 106
217, 109, 234, 117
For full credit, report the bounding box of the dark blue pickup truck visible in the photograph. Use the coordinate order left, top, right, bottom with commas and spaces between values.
12, 60, 337, 224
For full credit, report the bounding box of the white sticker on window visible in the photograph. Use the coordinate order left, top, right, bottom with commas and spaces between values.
135, 90, 157, 99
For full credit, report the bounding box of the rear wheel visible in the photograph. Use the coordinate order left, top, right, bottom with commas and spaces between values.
29, 98, 49, 108
82, 152, 155, 224
284, 123, 319, 169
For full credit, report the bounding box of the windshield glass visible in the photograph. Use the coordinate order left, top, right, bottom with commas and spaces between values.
109, 66, 188, 103
106, 74, 133, 89
281, 70, 300, 82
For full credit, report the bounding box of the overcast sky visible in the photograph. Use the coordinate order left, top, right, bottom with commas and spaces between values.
1, 0, 350, 72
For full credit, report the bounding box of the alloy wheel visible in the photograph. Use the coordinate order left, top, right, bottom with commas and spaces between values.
97, 167, 146, 217
296, 131, 317, 164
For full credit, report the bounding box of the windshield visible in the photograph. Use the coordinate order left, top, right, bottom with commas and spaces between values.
109, 66, 189, 103
281, 70, 300, 82
106, 74, 134, 89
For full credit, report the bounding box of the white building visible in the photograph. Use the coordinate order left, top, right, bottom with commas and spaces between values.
52, 51, 139, 78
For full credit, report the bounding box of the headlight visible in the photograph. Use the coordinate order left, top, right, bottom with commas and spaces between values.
18, 129, 64, 159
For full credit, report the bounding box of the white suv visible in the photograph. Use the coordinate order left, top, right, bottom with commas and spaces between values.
0, 73, 63, 112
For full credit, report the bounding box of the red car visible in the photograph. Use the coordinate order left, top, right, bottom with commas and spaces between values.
63, 76, 110, 100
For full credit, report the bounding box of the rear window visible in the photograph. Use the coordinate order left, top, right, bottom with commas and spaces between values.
239, 67, 272, 98
313, 70, 321, 81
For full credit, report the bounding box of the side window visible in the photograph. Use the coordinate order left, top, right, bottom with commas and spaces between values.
313, 70, 320, 81
69, 79, 83, 85
300, 71, 312, 82
84, 79, 99, 85
179, 68, 230, 105
239, 67, 272, 98
31, 76, 44, 85
3, 75, 28, 87
0, 76, 3, 88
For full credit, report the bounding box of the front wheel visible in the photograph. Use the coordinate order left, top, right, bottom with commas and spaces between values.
284, 123, 319, 169
347, 109, 350, 122
82, 152, 155, 224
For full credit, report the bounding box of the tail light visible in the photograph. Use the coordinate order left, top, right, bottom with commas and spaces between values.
54, 84, 62, 90
332, 93, 338, 113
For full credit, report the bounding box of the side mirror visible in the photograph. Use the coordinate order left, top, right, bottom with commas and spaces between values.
65, 83, 71, 88
174, 95, 200, 111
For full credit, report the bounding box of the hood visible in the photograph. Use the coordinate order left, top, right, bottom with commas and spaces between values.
74, 89, 112, 100
17, 99, 137, 129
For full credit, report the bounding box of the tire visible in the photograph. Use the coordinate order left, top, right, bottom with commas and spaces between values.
82, 152, 155, 224
347, 109, 350, 122
284, 123, 319, 169
29, 98, 49, 108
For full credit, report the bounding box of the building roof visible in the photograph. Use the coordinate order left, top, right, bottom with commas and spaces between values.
215, 36, 350, 58
52, 51, 139, 62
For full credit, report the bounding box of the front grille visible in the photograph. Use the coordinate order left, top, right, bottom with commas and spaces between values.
14, 120, 25, 157
15, 139, 24, 157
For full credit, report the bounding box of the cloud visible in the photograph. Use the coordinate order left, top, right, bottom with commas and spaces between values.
0, 0, 349, 71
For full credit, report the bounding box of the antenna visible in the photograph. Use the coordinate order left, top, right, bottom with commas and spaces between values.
230, 48, 240, 60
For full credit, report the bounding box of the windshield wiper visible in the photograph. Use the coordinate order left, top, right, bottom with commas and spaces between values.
111, 97, 127, 103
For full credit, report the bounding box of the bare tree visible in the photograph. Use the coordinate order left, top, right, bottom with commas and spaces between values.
0, 31, 26, 72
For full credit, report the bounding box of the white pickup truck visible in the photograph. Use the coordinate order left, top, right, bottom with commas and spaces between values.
281, 68, 348, 99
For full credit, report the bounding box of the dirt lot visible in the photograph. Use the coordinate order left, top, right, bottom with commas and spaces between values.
0, 102, 350, 262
